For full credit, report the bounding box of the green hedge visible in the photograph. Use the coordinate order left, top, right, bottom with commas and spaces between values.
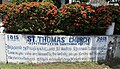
0, 2, 59, 34
0, 2, 120, 35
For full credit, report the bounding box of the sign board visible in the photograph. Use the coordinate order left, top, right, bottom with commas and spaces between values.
95, 36, 108, 61
5, 34, 108, 63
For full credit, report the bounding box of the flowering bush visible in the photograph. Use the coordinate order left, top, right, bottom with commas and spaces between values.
96, 5, 120, 34
111, 6, 120, 34
0, 2, 59, 34
91, 5, 113, 34
59, 3, 96, 35
59, 4, 120, 35
1, 3, 120, 35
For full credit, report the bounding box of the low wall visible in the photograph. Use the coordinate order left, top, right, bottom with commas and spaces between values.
115, 35, 120, 58
0, 34, 120, 63
0, 34, 6, 63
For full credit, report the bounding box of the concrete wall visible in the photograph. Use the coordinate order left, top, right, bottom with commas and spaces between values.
0, 34, 6, 63
0, 34, 120, 63
115, 36, 120, 58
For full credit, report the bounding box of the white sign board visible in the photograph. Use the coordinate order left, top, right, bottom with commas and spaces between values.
95, 36, 108, 61
5, 34, 108, 63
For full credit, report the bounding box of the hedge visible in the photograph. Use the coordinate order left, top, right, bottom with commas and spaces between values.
0, 2, 120, 35
0, 2, 59, 34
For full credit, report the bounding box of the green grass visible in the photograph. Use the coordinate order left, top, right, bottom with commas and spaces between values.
0, 62, 112, 69
0, 63, 39, 69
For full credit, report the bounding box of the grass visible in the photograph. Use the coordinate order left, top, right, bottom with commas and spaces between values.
0, 63, 38, 69
0, 62, 111, 69
0, 58, 120, 69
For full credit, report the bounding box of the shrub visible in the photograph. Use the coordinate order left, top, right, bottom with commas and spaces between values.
96, 5, 120, 35
93, 5, 113, 34
113, 6, 120, 34
0, 2, 59, 34
1, 3, 120, 35
59, 3, 99, 35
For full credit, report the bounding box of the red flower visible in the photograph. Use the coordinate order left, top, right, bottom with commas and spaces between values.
9, 25, 12, 28
42, 9, 44, 12
53, 10, 57, 15
92, 18, 97, 23
83, 14, 87, 18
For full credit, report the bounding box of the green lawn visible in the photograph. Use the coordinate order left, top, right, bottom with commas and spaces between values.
0, 58, 120, 69
0, 62, 111, 69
